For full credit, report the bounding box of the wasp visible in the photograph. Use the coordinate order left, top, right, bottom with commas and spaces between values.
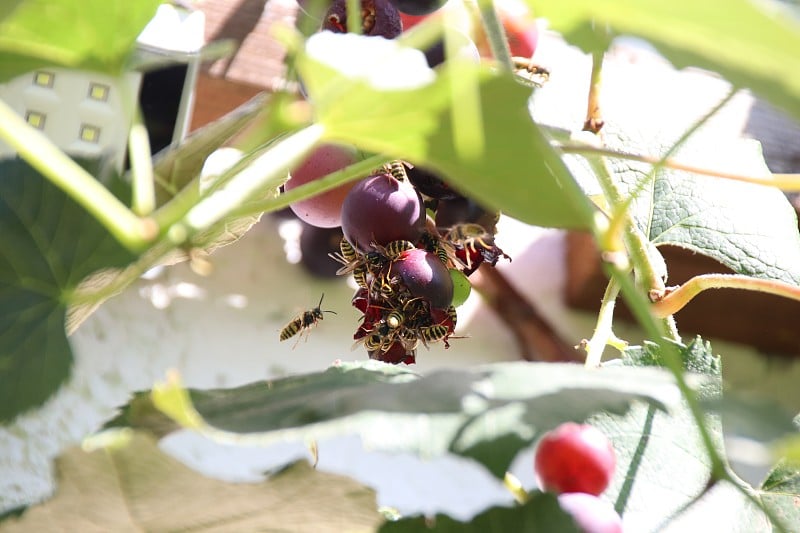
417, 324, 450, 347
382, 160, 413, 182
279, 294, 336, 343
443, 223, 498, 270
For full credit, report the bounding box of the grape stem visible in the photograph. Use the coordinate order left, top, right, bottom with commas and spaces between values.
583, 51, 605, 134
470, 264, 580, 362
651, 273, 800, 317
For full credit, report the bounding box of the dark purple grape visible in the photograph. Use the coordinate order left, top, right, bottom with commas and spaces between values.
406, 165, 462, 200
299, 224, 344, 278
341, 173, 425, 252
557, 493, 623, 533
286, 143, 359, 228
435, 197, 499, 231
391, 248, 453, 309
422, 29, 481, 68
388, 0, 445, 16
322, 0, 402, 38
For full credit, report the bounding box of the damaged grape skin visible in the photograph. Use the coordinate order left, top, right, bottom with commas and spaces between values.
322, 0, 402, 38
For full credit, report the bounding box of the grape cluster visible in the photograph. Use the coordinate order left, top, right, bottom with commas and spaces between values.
287, 0, 511, 364
333, 162, 508, 364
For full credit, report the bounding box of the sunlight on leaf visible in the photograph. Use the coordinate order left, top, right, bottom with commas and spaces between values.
529, 0, 800, 122
0, 0, 162, 81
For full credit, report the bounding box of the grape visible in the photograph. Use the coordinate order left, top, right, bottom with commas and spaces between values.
391, 248, 453, 309
406, 165, 462, 200
557, 493, 624, 533
322, 0, 402, 38
286, 143, 360, 228
534, 422, 616, 496
422, 30, 481, 68
299, 224, 345, 278
435, 197, 499, 231
399, 12, 428, 30
388, 0, 445, 16
340, 173, 425, 252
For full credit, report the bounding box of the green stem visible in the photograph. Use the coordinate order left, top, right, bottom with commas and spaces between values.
183, 124, 325, 233
0, 98, 154, 251
228, 153, 387, 219
476, 0, 513, 72
584, 153, 677, 340
346, 0, 362, 34
128, 109, 156, 216
583, 276, 624, 367
652, 273, 800, 317
557, 143, 800, 191
583, 51, 605, 133
604, 260, 729, 482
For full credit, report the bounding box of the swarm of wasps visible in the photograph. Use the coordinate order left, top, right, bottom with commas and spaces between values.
279, 161, 510, 364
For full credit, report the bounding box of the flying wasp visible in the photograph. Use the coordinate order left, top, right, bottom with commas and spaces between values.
279, 294, 336, 343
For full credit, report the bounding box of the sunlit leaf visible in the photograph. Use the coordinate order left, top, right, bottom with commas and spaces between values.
0, 0, 162, 81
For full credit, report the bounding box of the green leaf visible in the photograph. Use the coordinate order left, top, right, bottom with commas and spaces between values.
379, 491, 582, 532
529, 0, 800, 122
0, 431, 382, 531
606, 133, 800, 286
144, 361, 678, 481
0, 0, 162, 81
0, 157, 134, 422
297, 34, 593, 230
759, 460, 800, 528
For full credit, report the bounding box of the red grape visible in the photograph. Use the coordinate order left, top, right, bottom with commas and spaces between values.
340, 173, 425, 252
557, 493, 623, 533
534, 422, 617, 496
286, 143, 359, 228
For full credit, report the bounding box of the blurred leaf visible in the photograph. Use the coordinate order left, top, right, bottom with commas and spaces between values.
147, 360, 679, 481
703, 395, 799, 444
297, 35, 593, 230
0, 0, 161, 81
0, 157, 134, 423
0, 432, 382, 532
378, 491, 581, 532
529, 0, 800, 121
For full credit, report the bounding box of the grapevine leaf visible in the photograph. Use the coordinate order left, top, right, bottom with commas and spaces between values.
297, 33, 592, 230
0, 157, 134, 423
758, 461, 800, 529
378, 491, 582, 533
0, 432, 382, 531
605, 134, 800, 285
144, 361, 678, 482
0, 0, 161, 82
529, 0, 800, 122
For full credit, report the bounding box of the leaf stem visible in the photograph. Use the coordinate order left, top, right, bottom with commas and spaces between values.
183, 124, 325, 232
558, 143, 800, 191
228, 153, 387, 219
583, 51, 605, 134
583, 276, 624, 367
0, 99, 155, 251
651, 273, 800, 317
128, 108, 156, 216
475, 0, 513, 72
345, 0, 362, 34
